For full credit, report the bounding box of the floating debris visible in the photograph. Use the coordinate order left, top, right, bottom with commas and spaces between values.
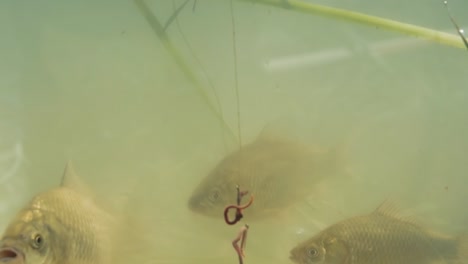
232, 224, 249, 264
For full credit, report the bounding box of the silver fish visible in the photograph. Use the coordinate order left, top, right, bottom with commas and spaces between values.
0, 162, 118, 264
290, 201, 468, 264
188, 130, 346, 221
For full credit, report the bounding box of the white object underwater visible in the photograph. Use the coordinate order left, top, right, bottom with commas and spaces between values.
263, 27, 465, 73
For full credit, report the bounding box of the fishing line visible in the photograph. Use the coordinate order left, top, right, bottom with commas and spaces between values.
164, 0, 190, 31
171, 0, 229, 151
443, 1, 468, 50
230, 0, 243, 149
230, 0, 243, 179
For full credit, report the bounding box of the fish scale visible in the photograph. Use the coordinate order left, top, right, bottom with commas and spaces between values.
188, 130, 344, 221
0, 162, 118, 264
338, 215, 452, 263
290, 202, 468, 264
32, 188, 107, 263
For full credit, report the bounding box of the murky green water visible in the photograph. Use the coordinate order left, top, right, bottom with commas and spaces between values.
1, 0, 467, 263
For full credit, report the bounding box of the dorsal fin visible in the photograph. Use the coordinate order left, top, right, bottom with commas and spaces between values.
257, 124, 284, 142
256, 118, 299, 142
61, 161, 75, 186
373, 199, 419, 225
374, 199, 402, 218
60, 161, 92, 196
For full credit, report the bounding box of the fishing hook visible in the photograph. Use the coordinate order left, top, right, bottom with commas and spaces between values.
224, 185, 254, 225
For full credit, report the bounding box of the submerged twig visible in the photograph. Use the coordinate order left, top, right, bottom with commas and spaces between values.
237, 0, 467, 50
132, 0, 237, 142
443, 1, 468, 50
232, 224, 249, 264
225, 185, 252, 264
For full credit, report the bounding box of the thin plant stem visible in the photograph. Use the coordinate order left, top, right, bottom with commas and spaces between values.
238, 0, 466, 50
133, 0, 237, 142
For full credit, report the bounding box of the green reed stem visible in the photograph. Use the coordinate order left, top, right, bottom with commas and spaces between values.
133, 0, 237, 143
239, 0, 466, 50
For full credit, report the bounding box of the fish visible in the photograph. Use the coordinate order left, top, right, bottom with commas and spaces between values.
188, 128, 347, 221
0, 162, 119, 264
289, 201, 468, 264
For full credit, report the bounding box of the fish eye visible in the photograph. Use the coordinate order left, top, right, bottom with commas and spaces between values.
308, 247, 319, 258
31, 234, 44, 249
209, 190, 220, 202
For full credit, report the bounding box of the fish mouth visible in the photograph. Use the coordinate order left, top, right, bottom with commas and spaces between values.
187, 193, 208, 212
187, 194, 203, 214
187, 195, 221, 218
289, 250, 300, 263
187, 198, 211, 216
289, 256, 300, 263
187, 195, 198, 211
0, 247, 25, 264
